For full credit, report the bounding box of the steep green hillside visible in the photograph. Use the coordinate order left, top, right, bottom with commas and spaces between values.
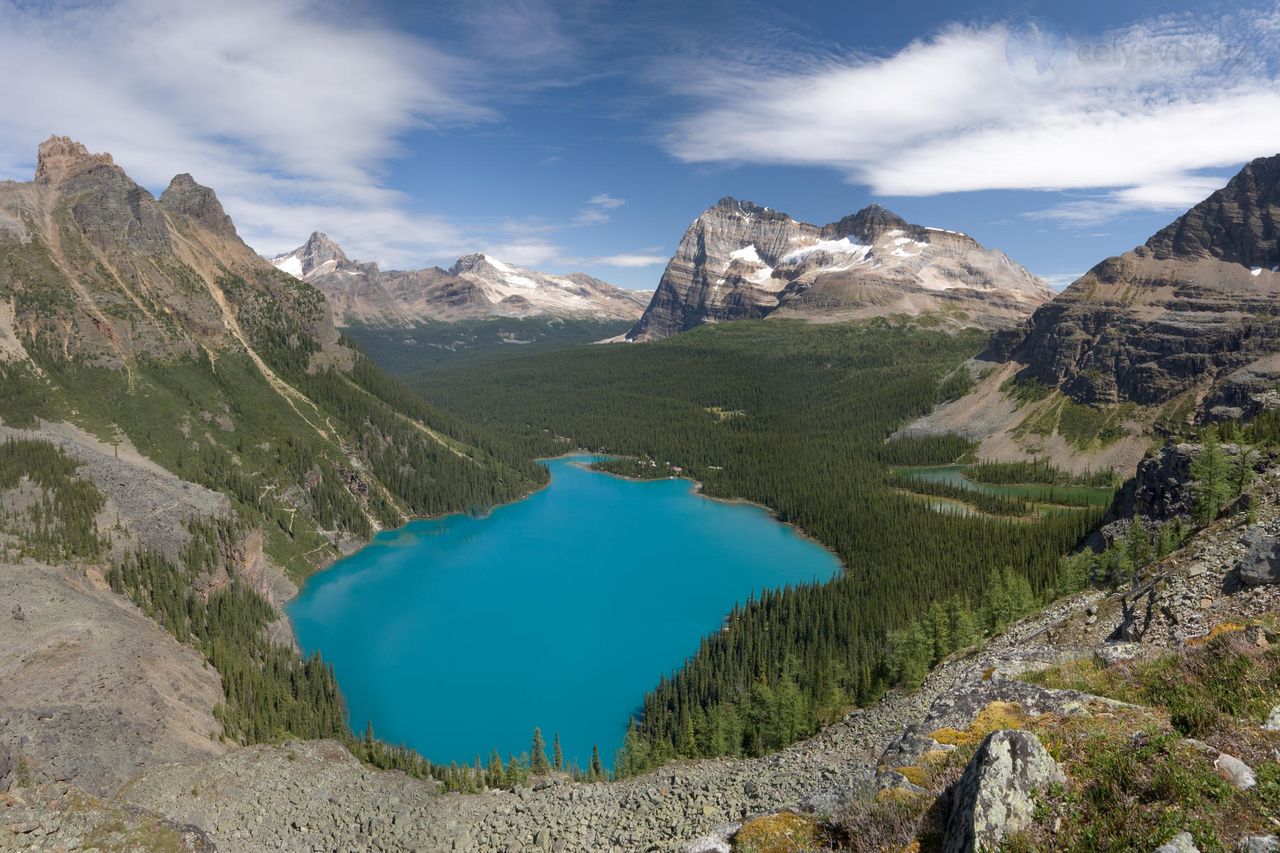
411, 320, 1106, 769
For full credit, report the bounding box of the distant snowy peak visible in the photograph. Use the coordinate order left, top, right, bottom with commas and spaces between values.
270, 232, 361, 281
270, 240, 649, 327
624, 199, 1052, 341
448, 253, 651, 320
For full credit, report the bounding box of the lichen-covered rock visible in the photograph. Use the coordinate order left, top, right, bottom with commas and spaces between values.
1263, 705, 1280, 731
681, 822, 740, 853
731, 811, 818, 853
1239, 836, 1280, 853
942, 730, 1065, 853
1155, 831, 1201, 853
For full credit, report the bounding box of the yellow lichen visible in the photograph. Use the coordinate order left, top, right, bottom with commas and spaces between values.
1186, 621, 1245, 647
873, 787, 933, 810
733, 811, 819, 853
930, 701, 1031, 747
896, 764, 928, 787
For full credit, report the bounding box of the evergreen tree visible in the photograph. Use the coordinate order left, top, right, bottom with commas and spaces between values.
1232, 442, 1257, 499
1124, 518, 1151, 578
530, 728, 550, 775
589, 745, 604, 782
1191, 425, 1230, 525
486, 750, 504, 788
552, 733, 563, 771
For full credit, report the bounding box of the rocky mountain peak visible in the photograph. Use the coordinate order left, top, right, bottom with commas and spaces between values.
824, 203, 910, 243
272, 232, 355, 280
34, 135, 118, 186
302, 232, 349, 266
709, 197, 790, 223
159, 174, 238, 239
448, 253, 491, 276
1140, 153, 1280, 268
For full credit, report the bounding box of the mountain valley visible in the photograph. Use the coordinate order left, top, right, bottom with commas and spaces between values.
2, 135, 1280, 853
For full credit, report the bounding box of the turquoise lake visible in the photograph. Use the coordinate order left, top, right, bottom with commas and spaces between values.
287, 455, 841, 771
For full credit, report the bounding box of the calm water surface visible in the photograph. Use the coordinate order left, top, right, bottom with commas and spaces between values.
288, 456, 840, 770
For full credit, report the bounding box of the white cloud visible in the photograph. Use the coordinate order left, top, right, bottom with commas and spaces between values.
662, 7, 1280, 223
587, 193, 626, 209
592, 253, 669, 268
573, 193, 627, 226
0, 0, 554, 270
483, 240, 564, 268
1038, 271, 1087, 291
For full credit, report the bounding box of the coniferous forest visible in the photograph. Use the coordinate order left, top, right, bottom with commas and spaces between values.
410, 320, 1107, 772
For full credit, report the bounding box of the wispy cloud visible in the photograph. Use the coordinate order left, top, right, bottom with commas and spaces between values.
591, 252, 668, 268
661, 5, 1280, 224
0, 0, 560, 269
573, 193, 626, 225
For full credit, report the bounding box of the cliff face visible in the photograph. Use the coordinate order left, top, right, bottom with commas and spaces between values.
1004, 154, 1280, 418
0, 136, 345, 368
626, 199, 1051, 341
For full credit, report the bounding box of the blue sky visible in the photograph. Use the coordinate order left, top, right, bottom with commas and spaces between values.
1, 0, 1278, 289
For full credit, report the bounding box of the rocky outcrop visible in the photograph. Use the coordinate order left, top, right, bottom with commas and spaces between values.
33, 136, 115, 187
1238, 526, 1280, 586
942, 730, 1064, 853
159, 173, 238, 239
35, 136, 171, 254
625, 198, 1050, 340
271, 238, 649, 326
999, 154, 1280, 415
1110, 443, 1198, 522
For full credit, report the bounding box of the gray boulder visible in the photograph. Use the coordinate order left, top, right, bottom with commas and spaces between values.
1155, 832, 1200, 853
1237, 527, 1280, 586
943, 730, 1065, 853
1214, 753, 1257, 790
1239, 837, 1280, 853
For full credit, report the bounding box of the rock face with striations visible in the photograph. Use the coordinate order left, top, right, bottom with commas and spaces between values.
998, 154, 1280, 417
625, 198, 1051, 341
271, 237, 649, 327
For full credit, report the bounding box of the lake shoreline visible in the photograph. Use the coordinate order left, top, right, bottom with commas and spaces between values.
579, 455, 846, 573
285, 452, 842, 770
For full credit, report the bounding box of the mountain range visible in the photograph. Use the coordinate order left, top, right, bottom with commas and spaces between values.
623, 198, 1053, 341
270, 233, 651, 326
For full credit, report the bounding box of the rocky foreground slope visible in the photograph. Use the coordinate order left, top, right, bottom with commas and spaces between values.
7, 442, 1280, 851
624, 199, 1051, 341
271, 234, 650, 327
